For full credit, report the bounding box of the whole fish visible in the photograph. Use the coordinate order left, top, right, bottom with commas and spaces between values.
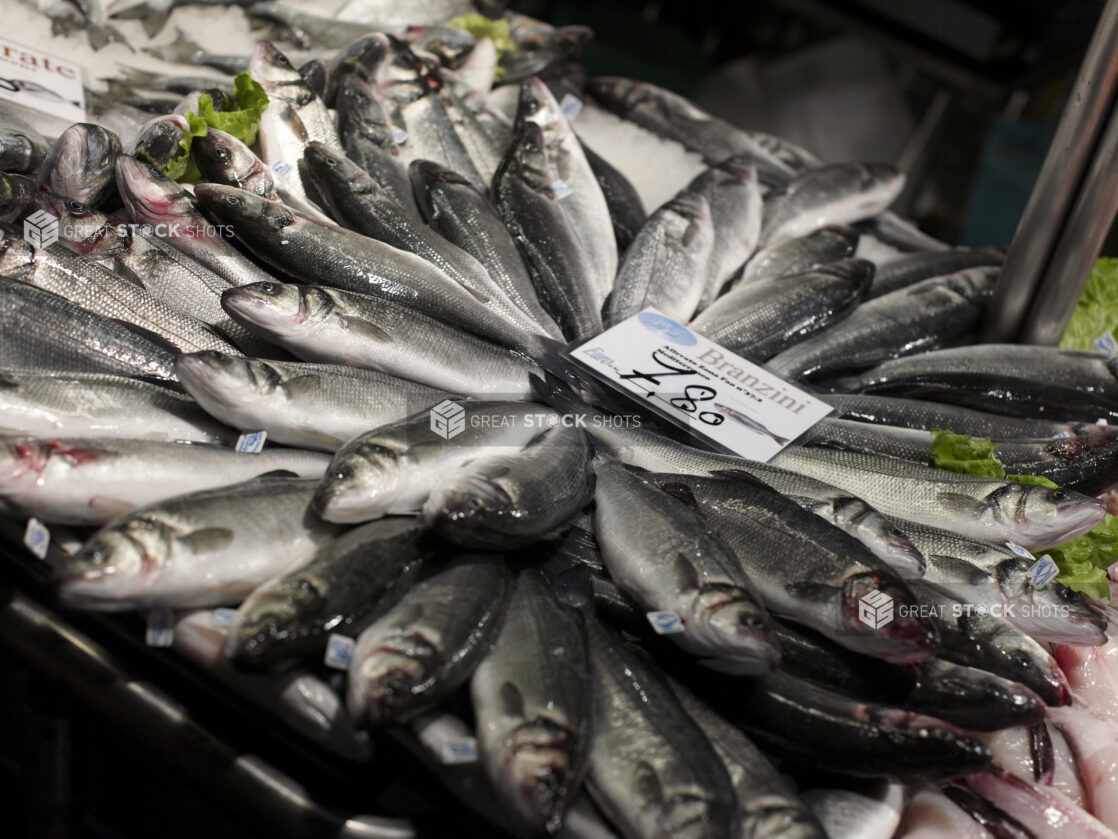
313, 401, 556, 523
324, 33, 389, 107
0, 172, 35, 223
580, 140, 646, 252
0, 368, 231, 444
131, 114, 190, 173
0, 225, 240, 356
220, 282, 541, 398
838, 344, 1118, 423
58, 476, 339, 610
410, 159, 562, 338
196, 184, 548, 356
669, 683, 827, 839
471, 569, 591, 835
176, 351, 454, 452
585, 619, 737, 839
492, 121, 603, 340
823, 392, 1087, 439
115, 157, 275, 287
760, 163, 904, 247
0, 126, 48, 174
501, 15, 592, 83
248, 2, 379, 50
869, 248, 1004, 298
739, 226, 859, 286
347, 555, 514, 726
689, 259, 872, 360
193, 127, 277, 197
768, 266, 998, 381
771, 447, 1106, 547
423, 424, 595, 548
225, 516, 437, 669
687, 157, 763, 310
36, 123, 121, 220
0, 434, 328, 525
593, 460, 779, 674
605, 191, 714, 325
0, 278, 177, 380
651, 472, 936, 662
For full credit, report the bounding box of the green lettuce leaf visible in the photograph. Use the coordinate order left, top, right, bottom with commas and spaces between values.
928, 428, 1005, 478
448, 12, 514, 81
1060, 257, 1118, 351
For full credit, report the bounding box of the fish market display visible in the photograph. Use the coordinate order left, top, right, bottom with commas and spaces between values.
4, 4, 1118, 837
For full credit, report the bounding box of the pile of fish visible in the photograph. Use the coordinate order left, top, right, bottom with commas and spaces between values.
5, 2, 1118, 837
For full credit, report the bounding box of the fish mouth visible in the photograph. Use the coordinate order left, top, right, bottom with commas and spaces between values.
842, 572, 939, 663
347, 643, 432, 725
313, 481, 385, 524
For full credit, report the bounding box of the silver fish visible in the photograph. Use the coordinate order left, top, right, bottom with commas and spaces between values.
739, 226, 859, 286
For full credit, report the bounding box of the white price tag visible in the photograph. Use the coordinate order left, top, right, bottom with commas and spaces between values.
391, 126, 408, 144
646, 610, 685, 634
1096, 331, 1117, 356
571, 310, 832, 461
1005, 541, 1036, 560
145, 610, 175, 647
559, 93, 583, 119
438, 737, 478, 764
0, 38, 85, 123
1026, 554, 1060, 588
324, 633, 355, 670
235, 431, 267, 453
23, 517, 49, 560
211, 608, 238, 629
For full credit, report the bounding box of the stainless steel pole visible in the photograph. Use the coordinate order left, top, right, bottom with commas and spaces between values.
981, 0, 1118, 342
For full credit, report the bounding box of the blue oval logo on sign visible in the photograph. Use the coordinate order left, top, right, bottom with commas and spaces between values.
637, 311, 698, 346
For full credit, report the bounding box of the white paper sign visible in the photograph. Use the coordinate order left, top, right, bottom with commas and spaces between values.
571, 310, 832, 461
0, 38, 84, 123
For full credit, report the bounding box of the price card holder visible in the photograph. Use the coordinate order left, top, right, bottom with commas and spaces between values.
568, 310, 833, 463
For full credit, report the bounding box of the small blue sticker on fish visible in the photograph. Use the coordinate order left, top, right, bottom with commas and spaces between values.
1055, 430, 1073, 438
646, 611, 685, 634
272, 161, 294, 176
145, 610, 175, 648
391, 127, 408, 144
438, 738, 478, 765
636, 311, 698, 346
23, 517, 49, 560
324, 633, 355, 670
1026, 554, 1060, 588
559, 93, 583, 119
211, 608, 238, 629
235, 431, 267, 453
1095, 331, 1118, 356
1004, 541, 1036, 560
552, 180, 573, 199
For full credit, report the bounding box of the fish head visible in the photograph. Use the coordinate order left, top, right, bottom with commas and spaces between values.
405, 25, 475, 67
975, 622, 1070, 706
841, 572, 940, 663
584, 76, 644, 114
132, 114, 189, 172
37, 123, 121, 218
508, 122, 557, 194
337, 74, 387, 126
993, 483, 1105, 545
221, 281, 334, 338
314, 442, 402, 523
176, 351, 282, 407
333, 32, 391, 79
857, 163, 905, 207
422, 473, 516, 544
303, 142, 376, 195
870, 522, 926, 579
516, 77, 563, 133
346, 630, 438, 725
116, 155, 195, 227
500, 716, 582, 834
194, 128, 275, 197
224, 576, 323, 669
249, 40, 302, 89
57, 515, 174, 609
689, 582, 780, 674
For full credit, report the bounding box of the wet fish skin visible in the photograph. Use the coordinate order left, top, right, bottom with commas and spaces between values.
397, 94, 486, 191
176, 351, 454, 452
0, 277, 178, 380
593, 460, 779, 674
768, 266, 999, 381
689, 258, 872, 361
0, 172, 36, 224
131, 114, 190, 173
839, 344, 1118, 423
220, 281, 541, 398
760, 163, 905, 247
58, 476, 340, 610
424, 424, 595, 549
0, 434, 328, 525
771, 446, 1106, 548
36, 123, 121, 222
868, 248, 1004, 298
251, 39, 340, 148
739, 226, 859, 286
348, 555, 514, 727
471, 569, 591, 835
0, 128, 48, 174
579, 140, 646, 253
585, 618, 738, 839
0, 368, 231, 445
325, 33, 390, 107
409, 159, 561, 338
606, 191, 714, 325
194, 128, 277, 198
314, 401, 556, 524
225, 516, 437, 669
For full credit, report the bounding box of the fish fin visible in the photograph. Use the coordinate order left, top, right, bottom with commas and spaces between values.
108, 319, 184, 356
285, 428, 345, 450
337, 314, 393, 343
670, 553, 700, 590
180, 527, 235, 554
708, 468, 776, 492
658, 481, 700, 512
930, 554, 992, 586
497, 681, 526, 718
143, 10, 172, 38
936, 492, 987, 518
0, 372, 17, 389
633, 761, 664, 806
255, 469, 299, 478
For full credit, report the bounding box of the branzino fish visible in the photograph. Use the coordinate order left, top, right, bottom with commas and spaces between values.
58, 476, 340, 610
767, 266, 999, 381
868, 248, 1004, 298
838, 344, 1118, 423
131, 113, 190, 173
220, 282, 541, 398
225, 516, 437, 669
0, 172, 35, 224
471, 569, 591, 835
689, 258, 872, 361
193, 127, 277, 198
579, 139, 646, 253
0, 434, 328, 525
347, 555, 514, 726
36, 122, 120, 219
175, 351, 454, 452
593, 459, 779, 674
739, 226, 859, 286
770, 447, 1106, 548
314, 401, 557, 523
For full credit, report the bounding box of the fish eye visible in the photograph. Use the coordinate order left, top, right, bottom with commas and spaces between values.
214, 147, 230, 164
322, 155, 337, 167
222, 194, 243, 207
1048, 488, 1068, 502
468, 497, 485, 509
67, 199, 84, 213
258, 282, 281, 295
